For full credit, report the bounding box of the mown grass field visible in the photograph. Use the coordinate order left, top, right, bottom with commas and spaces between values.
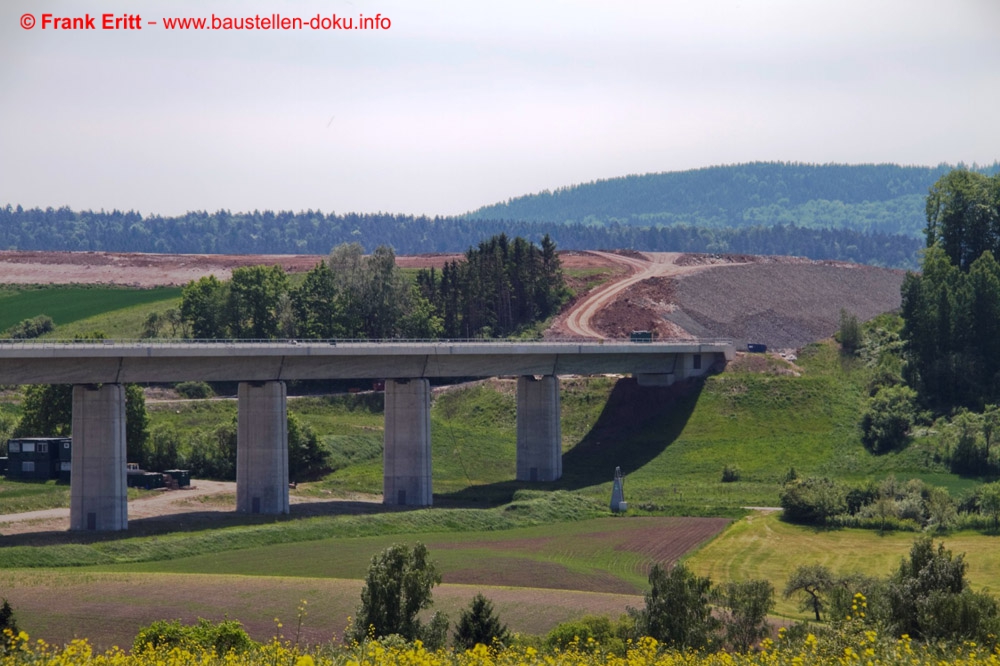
686, 511, 1000, 617
0, 285, 181, 335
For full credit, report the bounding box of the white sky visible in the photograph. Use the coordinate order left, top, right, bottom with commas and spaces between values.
2, 0, 998, 218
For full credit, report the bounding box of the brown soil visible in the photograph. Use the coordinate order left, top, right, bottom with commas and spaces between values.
0, 251, 327, 286
552, 251, 905, 349
0, 251, 470, 286
591, 276, 692, 340
1, 572, 643, 650
613, 516, 732, 569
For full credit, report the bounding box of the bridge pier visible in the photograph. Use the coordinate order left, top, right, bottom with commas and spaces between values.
236, 381, 290, 515
383, 378, 432, 506
516, 375, 562, 482
70, 384, 128, 531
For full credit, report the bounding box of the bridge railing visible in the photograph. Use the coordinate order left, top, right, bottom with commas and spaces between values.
0, 337, 735, 348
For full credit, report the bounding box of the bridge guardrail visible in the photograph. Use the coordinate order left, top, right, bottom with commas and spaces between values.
0, 337, 735, 348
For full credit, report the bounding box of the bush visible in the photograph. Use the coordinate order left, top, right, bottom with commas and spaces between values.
860, 386, 916, 454
175, 381, 214, 399
422, 611, 450, 651
779, 477, 847, 526
4, 315, 54, 339
714, 579, 773, 652
544, 615, 626, 655
837, 309, 861, 354
288, 414, 330, 482
721, 465, 741, 483
132, 618, 255, 655
0, 598, 18, 641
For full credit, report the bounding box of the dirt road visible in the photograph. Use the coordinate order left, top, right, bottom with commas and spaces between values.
562, 252, 725, 338
0, 480, 239, 535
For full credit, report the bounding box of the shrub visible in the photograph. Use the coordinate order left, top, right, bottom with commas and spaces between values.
132, 618, 255, 655
4, 315, 54, 339
175, 381, 214, 399
714, 579, 774, 653
721, 465, 741, 483
837, 309, 861, 354
544, 615, 625, 655
860, 386, 916, 454
0, 598, 18, 640
779, 477, 847, 526
422, 611, 449, 651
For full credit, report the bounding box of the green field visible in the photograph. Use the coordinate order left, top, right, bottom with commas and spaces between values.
686, 511, 1000, 617
0, 285, 181, 336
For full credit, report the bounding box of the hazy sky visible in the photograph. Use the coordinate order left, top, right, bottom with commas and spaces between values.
2, 0, 998, 218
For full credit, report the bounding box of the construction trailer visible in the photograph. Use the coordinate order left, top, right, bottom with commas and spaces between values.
5, 437, 72, 481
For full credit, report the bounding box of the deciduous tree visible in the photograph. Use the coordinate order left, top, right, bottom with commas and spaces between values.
628, 563, 718, 650
351, 543, 442, 642
784, 564, 835, 622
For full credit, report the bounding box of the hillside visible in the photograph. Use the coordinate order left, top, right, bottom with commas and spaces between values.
468, 162, 1000, 238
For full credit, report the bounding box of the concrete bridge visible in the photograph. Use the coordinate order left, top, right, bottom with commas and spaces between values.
0, 339, 734, 531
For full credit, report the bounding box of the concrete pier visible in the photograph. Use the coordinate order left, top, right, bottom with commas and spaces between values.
236, 381, 290, 515
516, 375, 562, 482
383, 378, 432, 506
70, 383, 127, 531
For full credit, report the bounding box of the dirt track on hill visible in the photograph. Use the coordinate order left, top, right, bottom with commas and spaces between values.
552, 251, 904, 348
559, 252, 720, 338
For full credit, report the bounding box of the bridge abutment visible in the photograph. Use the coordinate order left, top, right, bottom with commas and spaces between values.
236, 381, 290, 515
70, 383, 128, 531
516, 375, 562, 482
383, 378, 432, 506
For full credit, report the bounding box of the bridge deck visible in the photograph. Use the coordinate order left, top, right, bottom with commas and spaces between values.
0, 339, 734, 384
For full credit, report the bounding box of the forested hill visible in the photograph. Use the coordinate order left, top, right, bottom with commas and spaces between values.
466, 162, 1000, 238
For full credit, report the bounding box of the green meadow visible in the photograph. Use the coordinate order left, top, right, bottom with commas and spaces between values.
0, 285, 181, 335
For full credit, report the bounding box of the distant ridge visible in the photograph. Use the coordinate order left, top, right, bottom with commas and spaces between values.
465, 162, 1000, 238
6, 162, 996, 269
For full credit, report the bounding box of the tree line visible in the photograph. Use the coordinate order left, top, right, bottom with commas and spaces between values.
179, 243, 439, 340
823, 170, 1000, 476
900, 170, 1000, 412
0, 204, 922, 268
179, 236, 566, 341
415, 234, 567, 338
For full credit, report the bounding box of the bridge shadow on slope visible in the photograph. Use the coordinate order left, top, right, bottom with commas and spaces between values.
435, 376, 702, 507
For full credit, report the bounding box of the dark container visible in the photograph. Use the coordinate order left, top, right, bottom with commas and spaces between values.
747, 343, 768, 353
630, 330, 653, 343
164, 469, 191, 487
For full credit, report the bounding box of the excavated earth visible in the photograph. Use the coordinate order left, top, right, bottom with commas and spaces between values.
578, 252, 905, 349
